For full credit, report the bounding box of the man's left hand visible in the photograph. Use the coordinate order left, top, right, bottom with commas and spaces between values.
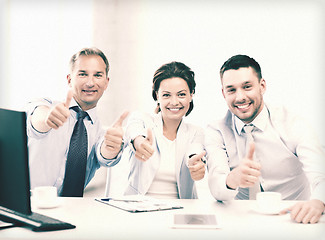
101, 111, 129, 159
280, 199, 324, 224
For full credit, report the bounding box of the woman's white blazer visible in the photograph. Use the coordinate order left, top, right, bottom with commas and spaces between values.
123, 111, 205, 199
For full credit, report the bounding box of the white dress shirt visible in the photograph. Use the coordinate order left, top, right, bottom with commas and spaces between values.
206, 104, 325, 202
26, 98, 121, 194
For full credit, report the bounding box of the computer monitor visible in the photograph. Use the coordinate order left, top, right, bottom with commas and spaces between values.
0, 108, 31, 215
0, 108, 75, 231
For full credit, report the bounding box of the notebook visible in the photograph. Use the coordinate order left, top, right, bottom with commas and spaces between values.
0, 108, 75, 231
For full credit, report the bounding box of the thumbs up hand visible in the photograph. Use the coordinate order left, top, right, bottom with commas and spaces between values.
188, 151, 206, 181
133, 128, 155, 162
101, 111, 129, 159
45, 90, 73, 130
31, 90, 73, 133
226, 142, 261, 189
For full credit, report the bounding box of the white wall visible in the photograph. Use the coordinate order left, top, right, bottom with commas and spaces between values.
1, 0, 93, 110
93, 0, 325, 144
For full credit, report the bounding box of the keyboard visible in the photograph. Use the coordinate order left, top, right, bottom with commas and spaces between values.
0, 206, 75, 231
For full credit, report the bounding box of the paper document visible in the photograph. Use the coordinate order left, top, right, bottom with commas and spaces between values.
95, 195, 183, 213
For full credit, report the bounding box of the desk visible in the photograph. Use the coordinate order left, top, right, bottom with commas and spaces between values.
0, 198, 324, 240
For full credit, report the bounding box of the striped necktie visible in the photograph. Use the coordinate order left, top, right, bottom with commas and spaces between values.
244, 124, 261, 200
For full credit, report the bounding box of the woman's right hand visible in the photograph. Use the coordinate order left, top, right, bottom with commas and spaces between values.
133, 129, 155, 161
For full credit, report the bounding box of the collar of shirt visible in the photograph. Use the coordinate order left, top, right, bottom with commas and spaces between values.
68, 98, 97, 125
234, 103, 269, 136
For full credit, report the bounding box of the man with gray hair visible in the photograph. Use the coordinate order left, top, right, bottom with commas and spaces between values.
27, 47, 128, 197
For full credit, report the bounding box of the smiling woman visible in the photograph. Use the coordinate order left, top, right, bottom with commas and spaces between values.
156, 77, 192, 126
120, 61, 206, 200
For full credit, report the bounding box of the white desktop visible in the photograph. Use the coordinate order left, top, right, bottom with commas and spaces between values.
0, 197, 324, 240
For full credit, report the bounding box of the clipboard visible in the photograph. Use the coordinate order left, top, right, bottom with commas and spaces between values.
95, 195, 183, 213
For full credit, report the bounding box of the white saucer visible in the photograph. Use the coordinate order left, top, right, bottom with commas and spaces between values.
32, 198, 61, 209
251, 204, 281, 215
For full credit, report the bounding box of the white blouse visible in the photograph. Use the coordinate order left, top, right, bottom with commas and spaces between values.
146, 135, 178, 199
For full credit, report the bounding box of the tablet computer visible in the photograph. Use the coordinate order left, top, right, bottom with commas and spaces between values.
171, 214, 220, 229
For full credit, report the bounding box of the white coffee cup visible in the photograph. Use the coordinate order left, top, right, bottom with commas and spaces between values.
256, 192, 282, 214
32, 186, 59, 209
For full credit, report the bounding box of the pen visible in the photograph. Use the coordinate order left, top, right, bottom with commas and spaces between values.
101, 198, 142, 202
189, 154, 206, 164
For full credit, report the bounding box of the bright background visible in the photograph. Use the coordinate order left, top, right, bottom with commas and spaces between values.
1, 0, 324, 198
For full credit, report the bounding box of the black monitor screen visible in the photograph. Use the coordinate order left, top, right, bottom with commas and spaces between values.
0, 108, 31, 215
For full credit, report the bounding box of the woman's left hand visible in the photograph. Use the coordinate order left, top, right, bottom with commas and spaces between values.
188, 151, 206, 181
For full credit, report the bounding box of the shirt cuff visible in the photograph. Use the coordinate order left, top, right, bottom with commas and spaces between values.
96, 137, 123, 167
310, 182, 325, 204
26, 105, 52, 139
209, 173, 238, 201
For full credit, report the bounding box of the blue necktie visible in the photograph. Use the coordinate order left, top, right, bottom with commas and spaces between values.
61, 107, 88, 197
